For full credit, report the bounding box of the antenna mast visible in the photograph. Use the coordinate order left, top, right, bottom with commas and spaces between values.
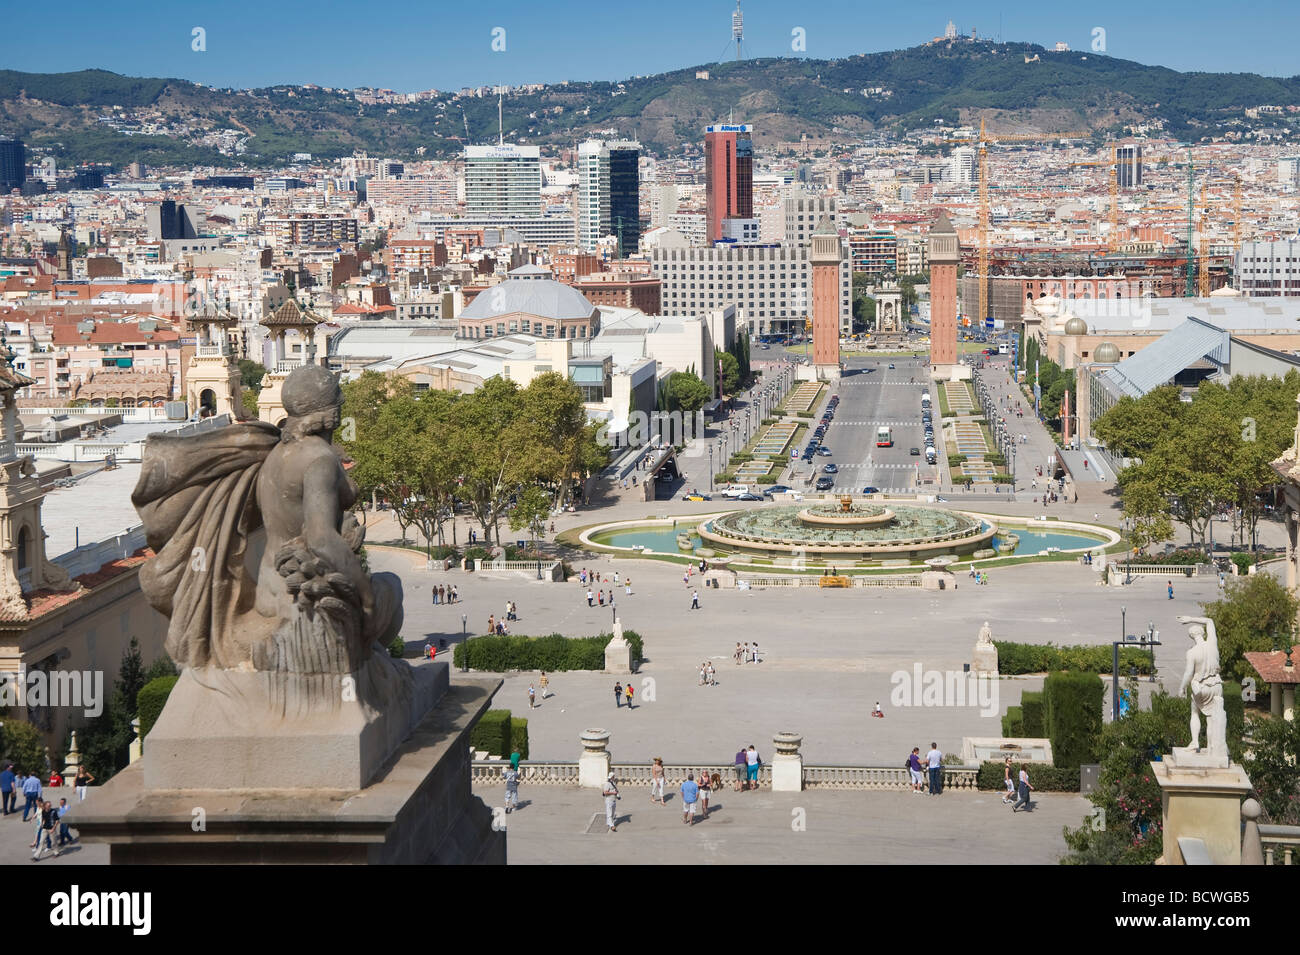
732, 1, 743, 61
498, 93, 504, 146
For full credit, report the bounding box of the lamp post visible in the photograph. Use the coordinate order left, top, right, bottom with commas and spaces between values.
461, 613, 468, 672
708, 444, 713, 489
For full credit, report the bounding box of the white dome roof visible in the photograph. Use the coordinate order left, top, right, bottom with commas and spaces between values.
460, 278, 597, 321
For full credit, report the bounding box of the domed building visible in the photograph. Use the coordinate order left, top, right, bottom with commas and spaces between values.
1093, 341, 1120, 364
458, 268, 601, 341
1063, 316, 1088, 337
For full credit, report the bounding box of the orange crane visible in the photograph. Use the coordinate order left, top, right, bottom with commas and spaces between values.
945, 119, 1085, 327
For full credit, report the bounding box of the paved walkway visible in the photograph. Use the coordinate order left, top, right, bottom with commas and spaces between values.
476, 784, 1087, 864
0, 795, 108, 867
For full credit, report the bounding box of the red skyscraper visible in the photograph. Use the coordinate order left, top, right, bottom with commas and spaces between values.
704, 124, 753, 244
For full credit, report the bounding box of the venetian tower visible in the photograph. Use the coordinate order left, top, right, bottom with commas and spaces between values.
928, 210, 961, 379
810, 216, 844, 382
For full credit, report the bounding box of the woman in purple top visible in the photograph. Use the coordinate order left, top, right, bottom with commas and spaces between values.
908, 747, 925, 794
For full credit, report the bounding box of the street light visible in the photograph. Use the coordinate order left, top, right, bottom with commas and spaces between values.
461, 613, 468, 672
708, 444, 713, 488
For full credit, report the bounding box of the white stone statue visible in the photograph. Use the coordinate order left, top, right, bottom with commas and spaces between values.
977, 621, 993, 645
1176, 615, 1227, 759
972, 620, 998, 675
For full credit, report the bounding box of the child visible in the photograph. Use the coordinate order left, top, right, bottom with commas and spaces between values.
1001, 756, 1015, 805
503, 766, 519, 814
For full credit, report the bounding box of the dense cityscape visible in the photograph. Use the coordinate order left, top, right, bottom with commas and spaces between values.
0, 3, 1297, 913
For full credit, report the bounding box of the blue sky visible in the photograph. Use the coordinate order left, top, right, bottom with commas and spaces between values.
5, 0, 1299, 90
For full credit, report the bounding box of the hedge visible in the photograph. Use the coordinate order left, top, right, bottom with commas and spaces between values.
976, 760, 1080, 792
453, 631, 645, 672
713, 472, 733, 484
994, 641, 1154, 675
948, 454, 967, 467
1020, 691, 1045, 737
1043, 671, 1103, 769
470, 709, 512, 757
730, 453, 754, 464
1001, 706, 1023, 737
136, 675, 179, 740
1229, 553, 1254, 574
796, 411, 814, 419
757, 474, 780, 484
510, 717, 530, 760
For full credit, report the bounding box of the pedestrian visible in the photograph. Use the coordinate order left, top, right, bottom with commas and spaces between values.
20, 770, 40, 821
624, 683, 634, 709
503, 765, 521, 814
698, 770, 711, 817
74, 766, 93, 802
680, 772, 700, 825
683, 570, 690, 588
925, 742, 944, 795
587, 588, 594, 607
735, 643, 743, 665
706, 662, 715, 685
1012, 765, 1033, 812
31, 799, 57, 861
650, 757, 666, 805
431, 585, 439, 606
624, 578, 631, 596
734, 747, 747, 791
505, 600, 513, 621
614, 681, 623, 707
450, 585, 458, 604
55, 798, 72, 847
745, 745, 761, 790
1001, 756, 1016, 805
908, 747, 925, 794
487, 614, 495, 634
691, 590, 700, 610
528, 683, 536, 710
699, 663, 707, 686
603, 772, 620, 833
598, 590, 605, 607
0, 762, 13, 816
751, 642, 759, 663
1168, 580, 1174, 600
613, 571, 620, 586
539, 671, 550, 700
609, 589, 615, 609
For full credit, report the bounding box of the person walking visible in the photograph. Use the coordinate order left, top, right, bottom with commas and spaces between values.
602, 773, 620, 833
745, 745, 761, 790
598, 590, 604, 607
1168, 580, 1175, 600
20, 770, 41, 822
706, 662, 716, 685
680, 772, 700, 825
0, 762, 13, 816
539, 671, 550, 700
699, 663, 707, 686
624, 683, 634, 709
587, 588, 594, 607
1012, 766, 1033, 812
650, 758, 666, 805
614, 681, 623, 708
31, 800, 57, 861
735, 643, 743, 665
697, 770, 711, 817
55, 798, 72, 848
734, 747, 747, 791
1002, 756, 1016, 805
487, 614, 495, 635
751, 642, 759, 664
450, 585, 458, 604
503, 765, 520, 815
925, 742, 944, 796
908, 747, 925, 794
690, 590, 700, 610
527, 683, 536, 710
609, 588, 615, 609
624, 577, 631, 596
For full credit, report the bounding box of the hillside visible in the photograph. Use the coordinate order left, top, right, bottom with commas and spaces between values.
2, 41, 1298, 168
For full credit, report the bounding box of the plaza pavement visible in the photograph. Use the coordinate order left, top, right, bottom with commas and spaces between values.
474, 783, 1090, 865
0, 796, 109, 866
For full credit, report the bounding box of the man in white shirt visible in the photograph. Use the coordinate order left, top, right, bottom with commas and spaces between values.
602, 773, 620, 833
925, 743, 944, 796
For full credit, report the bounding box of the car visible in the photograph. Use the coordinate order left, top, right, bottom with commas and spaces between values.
763, 485, 792, 496
736, 493, 764, 501
760, 344, 771, 350
683, 493, 711, 502
861, 486, 880, 494
823, 463, 839, 474
815, 477, 835, 491
817, 446, 833, 456
888, 363, 895, 369
910, 447, 921, 456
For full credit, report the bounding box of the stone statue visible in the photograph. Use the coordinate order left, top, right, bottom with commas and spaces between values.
972, 620, 998, 675
977, 621, 993, 645
132, 364, 409, 718
1176, 615, 1227, 759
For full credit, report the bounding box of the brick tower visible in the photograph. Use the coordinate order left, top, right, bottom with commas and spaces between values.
810, 216, 843, 381
928, 210, 960, 378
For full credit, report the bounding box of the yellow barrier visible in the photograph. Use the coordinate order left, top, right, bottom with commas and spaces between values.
818, 575, 851, 588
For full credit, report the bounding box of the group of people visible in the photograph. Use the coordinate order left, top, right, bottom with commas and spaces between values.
0, 762, 94, 862
906, 743, 946, 796
733, 642, 760, 664
486, 614, 511, 635
612, 681, 636, 708
1001, 756, 1034, 811
585, 587, 617, 609
698, 662, 717, 685
967, 568, 990, 586
429, 583, 459, 605
526, 672, 550, 709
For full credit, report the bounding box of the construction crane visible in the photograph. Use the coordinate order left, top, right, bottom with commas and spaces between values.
944, 119, 1085, 328
1067, 144, 1120, 251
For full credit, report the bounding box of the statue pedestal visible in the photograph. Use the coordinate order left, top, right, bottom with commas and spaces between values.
1152, 749, 1252, 866
70, 678, 506, 864
604, 618, 632, 674
972, 642, 998, 674
771, 732, 803, 792
578, 729, 612, 788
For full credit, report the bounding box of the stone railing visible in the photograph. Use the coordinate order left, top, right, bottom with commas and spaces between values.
194, 344, 226, 358
739, 573, 924, 589
473, 559, 563, 581
472, 760, 977, 791
1260, 825, 1300, 864
51, 525, 147, 579
1119, 563, 1211, 578
17, 441, 144, 463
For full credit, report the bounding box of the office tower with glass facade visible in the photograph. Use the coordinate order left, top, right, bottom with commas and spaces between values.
464, 144, 542, 217
704, 124, 753, 244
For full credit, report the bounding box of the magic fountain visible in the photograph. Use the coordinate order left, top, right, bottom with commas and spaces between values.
696, 494, 998, 560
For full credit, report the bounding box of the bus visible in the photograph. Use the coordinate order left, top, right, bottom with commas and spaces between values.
876, 426, 893, 448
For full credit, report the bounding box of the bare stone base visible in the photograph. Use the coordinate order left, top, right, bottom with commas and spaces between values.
143, 656, 448, 792
70, 679, 505, 864
1152, 756, 1251, 866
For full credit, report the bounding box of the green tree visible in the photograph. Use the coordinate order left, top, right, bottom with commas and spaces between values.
451, 376, 526, 546
0, 721, 46, 776
1243, 713, 1300, 824
237, 358, 266, 391
715, 349, 740, 396
509, 485, 552, 543
663, 371, 710, 415
1201, 573, 1299, 684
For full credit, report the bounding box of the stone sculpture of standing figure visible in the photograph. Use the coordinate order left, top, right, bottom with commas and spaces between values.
1176, 615, 1227, 759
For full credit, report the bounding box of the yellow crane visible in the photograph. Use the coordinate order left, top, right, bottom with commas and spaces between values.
945, 119, 1085, 327
1068, 143, 1120, 251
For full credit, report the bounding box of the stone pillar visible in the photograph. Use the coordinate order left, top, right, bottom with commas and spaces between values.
771, 731, 803, 792
1271, 683, 1284, 718
1241, 798, 1264, 866
578, 728, 611, 789
1285, 686, 1296, 722
128, 718, 142, 765
604, 618, 632, 674
1151, 749, 1252, 866
62, 731, 81, 779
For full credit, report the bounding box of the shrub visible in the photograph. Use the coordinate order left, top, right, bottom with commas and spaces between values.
760, 418, 777, 426
948, 454, 967, 467
510, 717, 530, 760
429, 545, 460, 561
387, 635, 406, 658
757, 474, 780, 484
0, 720, 46, 775
714, 472, 733, 484
470, 709, 512, 757
991, 474, 1016, 484
796, 411, 814, 419
464, 546, 490, 563
1229, 552, 1253, 575
1020, 691, 1045, 737
136, 676, 178, 740
729, 453, 754, 464
976, 760, 1080, 792
453, 631, 645, 672
994, 641, 1153, 675
985, 452, 1006, 467
1043, 671, 1104, 769
1002, 706, 1023, 737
